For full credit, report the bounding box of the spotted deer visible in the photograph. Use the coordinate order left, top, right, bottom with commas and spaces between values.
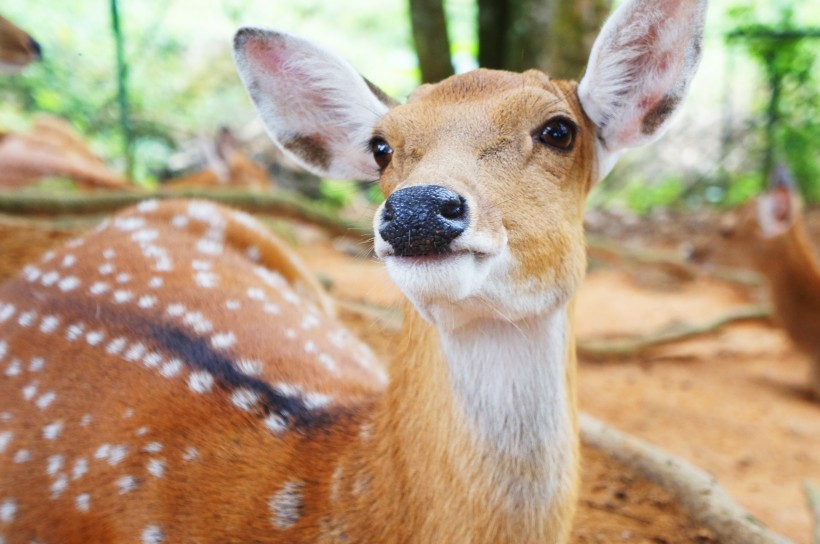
0, 14, 41, 74
0, 0, 706, 541
720, 165, 820, 400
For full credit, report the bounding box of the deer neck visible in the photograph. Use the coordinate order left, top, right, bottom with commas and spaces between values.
364, 301, 579, 542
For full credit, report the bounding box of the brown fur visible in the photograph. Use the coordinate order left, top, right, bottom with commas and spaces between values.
725, 197, 820, 398
0, 14, 39, 72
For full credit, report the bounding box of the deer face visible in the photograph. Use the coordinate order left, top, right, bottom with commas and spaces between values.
371, 71, 595, 326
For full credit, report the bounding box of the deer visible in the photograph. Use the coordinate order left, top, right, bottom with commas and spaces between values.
162, 128, 271, 191
719, 165, 820, 400
0, 14, 41, 74
0, 0, 706, 541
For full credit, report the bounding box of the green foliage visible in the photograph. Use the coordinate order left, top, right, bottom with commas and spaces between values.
726, 1, 820, 201
621, 177, 686, 215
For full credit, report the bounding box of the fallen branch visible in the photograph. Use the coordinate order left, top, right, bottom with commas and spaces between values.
0, 189, 372, 238
587, 235, 763, 287
577, 305, 772, 359
580, 414, 794, 544
806, 480, 820, 544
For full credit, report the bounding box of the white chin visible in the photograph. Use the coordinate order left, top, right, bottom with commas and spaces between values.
384, 253, 492, 325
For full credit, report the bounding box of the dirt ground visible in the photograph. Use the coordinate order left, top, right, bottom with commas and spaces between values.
1, 207, 819, 543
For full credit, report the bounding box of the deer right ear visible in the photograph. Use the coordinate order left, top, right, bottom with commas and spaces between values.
758, 164, 799, 238
578, 0, 707, 181
233, 28, 396, 180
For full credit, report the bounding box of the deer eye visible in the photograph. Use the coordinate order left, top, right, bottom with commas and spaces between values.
370, 137, 393, 170
537, 117, 576, 151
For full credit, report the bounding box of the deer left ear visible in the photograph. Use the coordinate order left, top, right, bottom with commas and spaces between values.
578, 0, 707, 181
757, 164, 799, 238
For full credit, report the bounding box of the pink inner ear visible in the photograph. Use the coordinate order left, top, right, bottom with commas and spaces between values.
771, 187, 792, 223
244, 36, 287, 75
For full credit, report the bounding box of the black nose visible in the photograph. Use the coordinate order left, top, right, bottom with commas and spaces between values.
29, 37, 42, 60
379, 185, 468, 257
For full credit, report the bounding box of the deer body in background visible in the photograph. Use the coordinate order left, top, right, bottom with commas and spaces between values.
722, 166, 820, 399
163, 128, 271, 191
0, 0, 706, 541
0, 14, 41, 74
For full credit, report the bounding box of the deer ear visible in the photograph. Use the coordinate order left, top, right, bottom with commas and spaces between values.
758, 164, 799, 237
233, 28, 396, 180
578, 0, 707, 180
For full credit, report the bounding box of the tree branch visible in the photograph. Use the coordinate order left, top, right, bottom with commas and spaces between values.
577, 305, 772, 359
580, 414, 795, 544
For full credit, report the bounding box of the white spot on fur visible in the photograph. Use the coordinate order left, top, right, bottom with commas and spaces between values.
143, 352, 162, 368
301, 315, 320, 330
66, 322, 86, 342
138, 295, 158, 309
23, 265, 42, 282
72, 458, 88, 480
108, 445, 128, 466
61, 254, 77, 268
231, 389, 260, 412
132, 229, 159, 244
113, 290, 133, 304
188, 371, 214, 394
237, 359, 262, 376
303, 341, 317, 354
304, 392, 333, 410
17, 311, 37, 327
58, 276, 80, 292
160, 359, 183, 378
0, 499, 17, 523
183, 312, 213, 334
29, 357, 44, 372
116, 475, 137, 494
106, 337, 127, 355
317, 354, 338, 374
22, 381, 38, 400
0, 304, 15, 323
124, 343, 147, 362
138, 199, 159, 213
47, 454, 64, 476
43, 421, 63, 440
195, 271, 219, 289
86, 330, 105, 346
75, 493, 91, 512
94, 444, 111, 460
225, 300, 241, 311
246, 246, 262, 262
147, 458, 165, 478
50, 474, 68, 498
166, 304, 185, 317
136, 427, 150, 437
269, 481, 304, 529
283, 291, 301, 305
264, 413, 287, 435
0, 341, 6, 361
36, 391, 57, 410
39, 315, 60, 334
142, 442, 163, 453
197, 239, 223, 256
0, 432, 11, 453
80, 414, 92, 427
182, 447, 199, 462
210, 332, 236, 350
14, 449, 31, 463
142, 525, 164, 544
116, 273, 131, 284
89, 281, 110, 296
103, 248, 116, 259
5, 360, 21, 378
171, 214, 189, 229
148, 277, 164, 289
114, 217, 146, 232
98, 263, 114, 276
40, 272, 60, 286
264, 303, 281, 315
247, 287, 266, 301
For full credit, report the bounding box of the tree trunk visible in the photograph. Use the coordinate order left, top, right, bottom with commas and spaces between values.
408, 0, 454, 83
478, 0, 611, 78
546, 0, 612, 79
